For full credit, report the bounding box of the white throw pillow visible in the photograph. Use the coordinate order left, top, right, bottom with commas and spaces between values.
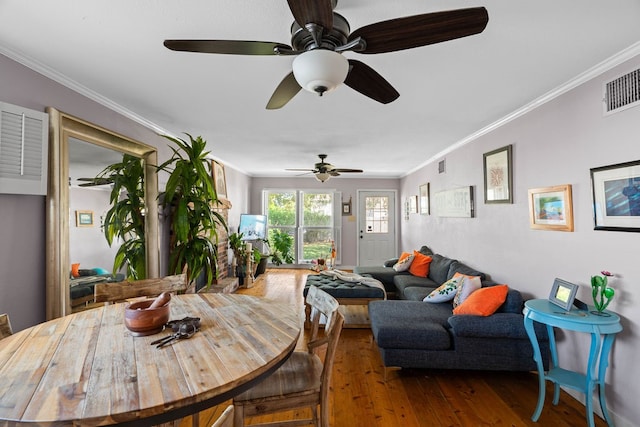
393, 254, 414, 272
452, 276, 482, 308
423, 277, 461, 303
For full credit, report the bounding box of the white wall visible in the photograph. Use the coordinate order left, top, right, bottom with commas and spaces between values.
69, 187, 119, 272
400, 54, 640, 426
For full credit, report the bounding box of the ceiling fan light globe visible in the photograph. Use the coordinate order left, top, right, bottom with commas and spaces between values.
315, 172, 331, 182
292, 50, 348, 95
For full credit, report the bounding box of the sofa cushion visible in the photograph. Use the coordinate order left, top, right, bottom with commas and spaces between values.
392, 252, 414, 272
369, 300, 452, 350
393, 274, 438, 298
447, 260, 487, 282
453, 276, 482, 308
408, 251, 432, 277
403, 286, 435, 301
424, 277, 461, 303
453, 285, 509, 316
448, 312, 548, 340
427, 254, 457, 285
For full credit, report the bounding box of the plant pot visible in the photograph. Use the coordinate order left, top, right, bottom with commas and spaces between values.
255, 256, 269, 277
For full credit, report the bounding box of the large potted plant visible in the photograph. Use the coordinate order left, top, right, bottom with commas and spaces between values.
158, 133, 226, 288
98, 154, 146, 279
269, 229, 295, 266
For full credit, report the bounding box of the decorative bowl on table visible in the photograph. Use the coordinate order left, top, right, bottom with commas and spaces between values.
124, 300, 170, 336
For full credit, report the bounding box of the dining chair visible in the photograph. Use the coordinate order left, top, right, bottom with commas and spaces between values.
211, 405, 234, 427
232, 285, 345, 427
94, 271, 188, 304
0, 313, 13, 339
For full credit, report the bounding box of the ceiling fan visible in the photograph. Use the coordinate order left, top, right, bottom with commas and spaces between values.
75, 177, 114, 187
164, 1, 489, 109
286, 154, 363, 182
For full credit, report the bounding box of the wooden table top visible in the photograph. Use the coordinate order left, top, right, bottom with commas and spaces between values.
0, 293, 301, 426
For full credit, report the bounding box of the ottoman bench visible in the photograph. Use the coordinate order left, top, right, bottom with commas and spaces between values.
303, 273, 386, 328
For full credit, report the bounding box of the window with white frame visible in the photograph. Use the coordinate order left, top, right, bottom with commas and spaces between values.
264, 189, 341, 264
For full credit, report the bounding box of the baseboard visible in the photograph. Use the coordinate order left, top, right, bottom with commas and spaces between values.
563, 388, 632, 427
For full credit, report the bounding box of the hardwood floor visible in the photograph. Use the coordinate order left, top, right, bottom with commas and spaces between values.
185, 268, 607, 427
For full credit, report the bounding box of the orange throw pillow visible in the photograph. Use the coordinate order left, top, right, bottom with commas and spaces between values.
409, 251, 432, 277
453, 285, 509, 316
71, 263, 81, 278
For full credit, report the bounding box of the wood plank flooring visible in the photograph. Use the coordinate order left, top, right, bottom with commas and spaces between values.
184, 268, 607, 427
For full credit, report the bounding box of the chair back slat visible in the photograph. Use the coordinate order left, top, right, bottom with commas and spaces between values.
94, 273, 187, 303
306, 284, 340, 332
211, 404, 234, 427
0, 313, 13, 339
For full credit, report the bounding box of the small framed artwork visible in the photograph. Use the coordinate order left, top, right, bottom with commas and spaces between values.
419, 183, 430, 215
212, 160, 227, 200
76, 210, 94, 227
548, 278, 579, 311
528, 184, 573, 231
483, 144, 513, 204
591, 160, 640, 232
409, 195, 418, 213
342, 199, 352, 216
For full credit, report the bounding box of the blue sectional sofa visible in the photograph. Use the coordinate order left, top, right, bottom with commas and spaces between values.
355, 247, 549, 372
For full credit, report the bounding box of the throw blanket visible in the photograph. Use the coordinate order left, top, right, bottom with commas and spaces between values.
320, 269, 387, 299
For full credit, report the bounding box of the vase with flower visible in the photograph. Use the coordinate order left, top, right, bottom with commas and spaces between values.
591, 271, 615, 316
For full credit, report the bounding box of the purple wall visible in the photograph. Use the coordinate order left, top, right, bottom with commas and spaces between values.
400, 54, 640, 425
0, 54, 167, 330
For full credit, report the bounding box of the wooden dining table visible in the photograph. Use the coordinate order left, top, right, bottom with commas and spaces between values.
0, 293, 301, 426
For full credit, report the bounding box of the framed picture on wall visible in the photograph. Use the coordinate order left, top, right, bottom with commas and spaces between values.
76, 210, 94, 227
591, 160, 640, 232
212, 160, 227, 200
528, 184, 573, 231
483, 144, 513, 204
419, 183, 430, 215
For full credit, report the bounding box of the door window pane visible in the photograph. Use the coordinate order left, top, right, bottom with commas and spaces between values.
365, 196, 389, 233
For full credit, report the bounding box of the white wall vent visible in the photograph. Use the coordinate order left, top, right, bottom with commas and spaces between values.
603, 67, 640, 116
0, 102, 48, 195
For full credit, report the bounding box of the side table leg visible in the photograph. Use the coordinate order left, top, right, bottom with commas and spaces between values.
524, 314, 546, 421
598, 334, 616, 426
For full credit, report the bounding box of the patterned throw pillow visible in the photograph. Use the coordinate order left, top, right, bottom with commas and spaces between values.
423, 277, 461, 303
393, 253, 415, 272
452, 276, 482, 308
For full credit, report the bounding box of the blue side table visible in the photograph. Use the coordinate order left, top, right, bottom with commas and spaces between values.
523, 299, 622, 427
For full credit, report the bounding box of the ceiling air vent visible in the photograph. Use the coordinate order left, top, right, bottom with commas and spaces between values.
603, 67, 640, 116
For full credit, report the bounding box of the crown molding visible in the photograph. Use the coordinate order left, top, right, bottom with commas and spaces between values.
404, 41, 640, 177
0, 45, 173, 137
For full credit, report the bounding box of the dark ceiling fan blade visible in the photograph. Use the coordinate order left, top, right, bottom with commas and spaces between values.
334, 168, 363, 173
286, 168, 316, 172
164, 39, 291, 55
76, 177, 113, 187
266, 72, 302, 110
348, 7, 489, 54
287, 0, 334, 29
344, 60, 399, 104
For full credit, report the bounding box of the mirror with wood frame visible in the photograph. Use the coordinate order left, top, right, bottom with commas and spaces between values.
46, 107, 159, 320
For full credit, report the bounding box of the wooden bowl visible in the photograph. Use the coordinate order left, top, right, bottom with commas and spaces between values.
124, 300, 170, 336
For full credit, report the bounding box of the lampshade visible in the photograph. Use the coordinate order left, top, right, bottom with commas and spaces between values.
315, 172, 331, 182
292, 50, 349, 95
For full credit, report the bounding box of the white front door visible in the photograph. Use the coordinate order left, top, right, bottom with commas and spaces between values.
357, 190, 397, 266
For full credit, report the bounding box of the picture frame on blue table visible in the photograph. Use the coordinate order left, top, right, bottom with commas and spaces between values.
549, 278, 578, 311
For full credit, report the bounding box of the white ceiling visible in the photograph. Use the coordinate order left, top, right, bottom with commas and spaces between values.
2, 1, 640, 179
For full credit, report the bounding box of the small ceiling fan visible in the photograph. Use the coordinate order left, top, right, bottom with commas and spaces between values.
286, 154, 363, 182
75, 177, 114, 187
164, 1, 488, 109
